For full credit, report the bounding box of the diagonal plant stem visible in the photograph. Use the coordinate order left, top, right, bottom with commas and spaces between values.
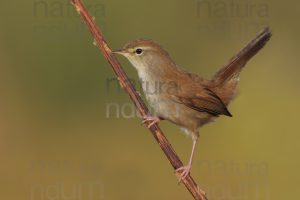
71, 1, 208, 199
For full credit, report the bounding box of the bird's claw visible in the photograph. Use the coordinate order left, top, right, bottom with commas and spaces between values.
175, 164, 192, 183
142, 116, 160, 128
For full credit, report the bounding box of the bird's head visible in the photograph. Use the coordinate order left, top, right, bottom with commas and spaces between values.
113, 39, 174, 72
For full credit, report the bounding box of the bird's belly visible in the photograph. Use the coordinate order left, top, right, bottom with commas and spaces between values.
145, 94, 214, 130
145, 94, 168, 117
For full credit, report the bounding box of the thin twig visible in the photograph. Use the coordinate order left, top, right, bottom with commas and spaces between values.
71, 1, 208, 199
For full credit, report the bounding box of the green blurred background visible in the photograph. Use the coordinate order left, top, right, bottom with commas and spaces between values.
0, 0, 299, 199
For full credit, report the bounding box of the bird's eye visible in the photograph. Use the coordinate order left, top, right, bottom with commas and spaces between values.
135, 48, 143, 55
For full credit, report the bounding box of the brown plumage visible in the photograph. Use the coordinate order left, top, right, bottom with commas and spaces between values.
113, 27, 272, 181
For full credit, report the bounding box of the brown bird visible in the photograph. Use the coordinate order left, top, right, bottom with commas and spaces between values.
113, 27, 272, 181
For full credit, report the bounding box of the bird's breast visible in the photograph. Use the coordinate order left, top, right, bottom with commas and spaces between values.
137, 72, 173, 115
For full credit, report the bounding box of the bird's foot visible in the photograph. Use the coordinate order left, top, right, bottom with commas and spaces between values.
142, 116, 161, 128
175, 164, 192, 183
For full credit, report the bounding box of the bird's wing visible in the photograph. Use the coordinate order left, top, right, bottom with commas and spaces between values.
171, 87, 232, 117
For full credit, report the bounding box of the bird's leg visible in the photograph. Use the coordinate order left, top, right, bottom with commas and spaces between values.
176, 137, 198, 183
142, 115, 161, 128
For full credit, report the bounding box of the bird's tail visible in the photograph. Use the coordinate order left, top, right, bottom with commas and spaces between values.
213, 27, 272, 85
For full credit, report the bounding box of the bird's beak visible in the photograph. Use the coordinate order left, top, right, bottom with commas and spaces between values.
112, 49, 126, 56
